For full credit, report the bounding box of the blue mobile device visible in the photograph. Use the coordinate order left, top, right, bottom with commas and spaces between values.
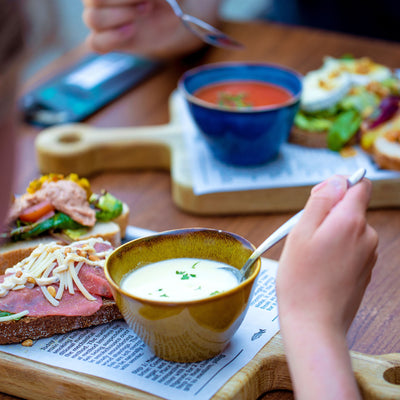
21, 52, 161, 126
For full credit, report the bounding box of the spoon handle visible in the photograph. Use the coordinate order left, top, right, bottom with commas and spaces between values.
241, 168, 367, 278
346, 167, 367, 187
164, 0, 184, 17
243, 210, 304, 269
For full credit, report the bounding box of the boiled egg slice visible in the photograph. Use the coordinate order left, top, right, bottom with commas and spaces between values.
300, 66, 352, 112
323, 56, 392, 86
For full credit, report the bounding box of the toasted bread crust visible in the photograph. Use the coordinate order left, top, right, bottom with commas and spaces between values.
289, 126, 329, 148
373, 137, 400, 170
0, 299, 122, 344
290, 126, 358, 149
0, 237, 55, 276
373, 152, 400, 170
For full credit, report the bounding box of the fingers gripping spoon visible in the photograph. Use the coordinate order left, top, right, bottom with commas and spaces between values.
224, 168, 367, 283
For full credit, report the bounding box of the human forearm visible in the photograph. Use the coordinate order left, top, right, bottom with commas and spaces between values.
280, 317, 362, 400
276, 175, 377, 399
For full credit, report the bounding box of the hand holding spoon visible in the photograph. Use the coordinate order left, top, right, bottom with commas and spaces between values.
227, 168, 367, 283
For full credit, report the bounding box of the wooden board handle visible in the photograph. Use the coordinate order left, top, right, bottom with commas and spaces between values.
351, 351, 400, 399
35, 122, 181, 176
35, 93, 184, 177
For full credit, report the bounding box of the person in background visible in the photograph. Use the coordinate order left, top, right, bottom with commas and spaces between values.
82, 0, 222, 58
0, 1, 26, 226
82, 0, 398, 61
2, 2, 378, 399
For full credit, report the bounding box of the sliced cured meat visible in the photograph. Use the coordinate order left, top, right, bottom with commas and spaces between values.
78, 264, 113, 298
0, 286, 102, 317
93, 240, 113, 253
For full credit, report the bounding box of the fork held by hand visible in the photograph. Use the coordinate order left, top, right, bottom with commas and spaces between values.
164, 0, 244, 50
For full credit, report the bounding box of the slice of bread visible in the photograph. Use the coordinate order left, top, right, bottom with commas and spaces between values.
0, 203, 129, 274
361, 113, 400, 170
0, 238, 125, 344
290, 125, 359, 149
373, 136, 400, 170
0, 299, 122, 345
289, 126, 329, 148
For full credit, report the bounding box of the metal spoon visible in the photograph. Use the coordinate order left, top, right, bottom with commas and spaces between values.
164, 0, 244, 50
227, 168, 367, 283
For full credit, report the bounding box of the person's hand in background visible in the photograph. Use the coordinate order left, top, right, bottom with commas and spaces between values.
277, 175, 378, 400
82, 0, 221, 59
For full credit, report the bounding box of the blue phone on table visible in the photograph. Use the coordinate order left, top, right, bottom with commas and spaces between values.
21, 52, 161, 127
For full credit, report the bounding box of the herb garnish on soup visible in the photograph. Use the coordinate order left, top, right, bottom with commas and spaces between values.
194, 80, 292, 109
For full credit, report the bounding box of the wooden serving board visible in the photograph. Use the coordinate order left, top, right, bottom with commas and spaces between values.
35, 96, 400, 215
0, 332, 399, 399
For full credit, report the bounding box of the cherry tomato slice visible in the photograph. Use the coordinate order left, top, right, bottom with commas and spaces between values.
19, 200, 55, 223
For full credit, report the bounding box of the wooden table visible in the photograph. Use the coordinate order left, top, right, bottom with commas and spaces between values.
5, 20, 400, 399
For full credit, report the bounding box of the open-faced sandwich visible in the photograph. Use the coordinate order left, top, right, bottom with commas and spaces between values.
361, 102, 400, 170
0, 173, 129, 274
291, 56, 400, 151
0, 237, 122, 344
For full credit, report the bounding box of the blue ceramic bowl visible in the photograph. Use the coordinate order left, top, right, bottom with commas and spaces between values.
178, 62, 302, 166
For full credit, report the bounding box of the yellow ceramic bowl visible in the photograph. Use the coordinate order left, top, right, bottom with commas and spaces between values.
105, 228, 261, 362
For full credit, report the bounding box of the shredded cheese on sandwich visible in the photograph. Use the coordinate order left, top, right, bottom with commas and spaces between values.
0, 310, 29, 322
0, 238, 113, 307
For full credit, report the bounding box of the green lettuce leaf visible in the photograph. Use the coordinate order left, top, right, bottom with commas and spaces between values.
10, 212, 82, 241
294, 112, 333, 132
90, 192, 123, 222
327, 109, 362, 151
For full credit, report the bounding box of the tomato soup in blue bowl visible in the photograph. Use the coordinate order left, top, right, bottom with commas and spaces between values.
179, 62, 302, 166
